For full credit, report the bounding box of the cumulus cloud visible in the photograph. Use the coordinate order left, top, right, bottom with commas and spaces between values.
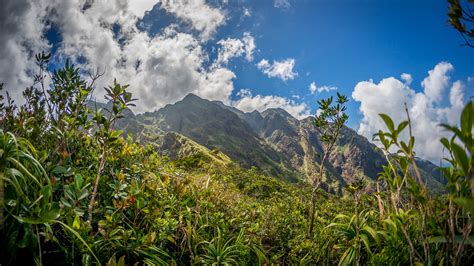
233, 89, 310, 119
214, 32, 255, 67
116, 28, 237, 111
401, 73, 413, 85
128, 0, 158, 18
352, 62, 468, 163
309, 81, 337, 94
0, 0, 258, 113
421, 61, 453, 103
257, 58, 297, 81
159, 0, 225, 41
0, 0, 50, 104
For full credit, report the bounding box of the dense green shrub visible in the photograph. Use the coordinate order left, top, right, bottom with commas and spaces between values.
0, 54, 472, 265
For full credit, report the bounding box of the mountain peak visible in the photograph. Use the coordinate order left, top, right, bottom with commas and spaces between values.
127, 94, 442, 190
262, 108, 293, 118
182, 93, 203, 102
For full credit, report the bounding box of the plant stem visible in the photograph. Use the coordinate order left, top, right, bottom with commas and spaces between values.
0, 172, 4, 230
87, 149, 107, 227
404, 103, 426, 193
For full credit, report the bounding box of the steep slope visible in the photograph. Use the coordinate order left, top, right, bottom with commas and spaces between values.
119, 93, 442, 191
155, 132, 232, 167
135, 94, 300, 181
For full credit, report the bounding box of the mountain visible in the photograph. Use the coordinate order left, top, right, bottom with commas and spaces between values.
118, 93, 442, 192
135, 94, 298, 181
155, 131, 232, 167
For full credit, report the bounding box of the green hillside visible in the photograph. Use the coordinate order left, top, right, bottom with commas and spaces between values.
0, 58, 473, 265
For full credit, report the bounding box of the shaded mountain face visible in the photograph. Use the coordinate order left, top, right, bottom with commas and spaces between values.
135, 94, 299, 181
121, 93, 442, 191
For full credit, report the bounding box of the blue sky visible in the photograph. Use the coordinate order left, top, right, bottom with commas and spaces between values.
135, 0, 473, 128
1, 0, 472, 161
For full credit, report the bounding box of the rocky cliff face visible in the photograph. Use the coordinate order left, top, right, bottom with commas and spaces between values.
120, 93, 442, 191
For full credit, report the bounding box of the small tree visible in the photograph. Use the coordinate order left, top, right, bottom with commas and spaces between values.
87, 80, 137, 227
308, 93, 348, 237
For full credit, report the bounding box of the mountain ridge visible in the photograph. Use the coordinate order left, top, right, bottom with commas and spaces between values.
116, 93, 442, 191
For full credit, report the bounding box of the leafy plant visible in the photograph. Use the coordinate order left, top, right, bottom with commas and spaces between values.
1, 52, 473, 265
87, 80, 136, 227
197, 228, 245, 265
308, 93, 349, 236
328, 210, 380, 265
0, 130, 99, 265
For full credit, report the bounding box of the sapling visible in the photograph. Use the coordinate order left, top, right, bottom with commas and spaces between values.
308, 93, 348, 237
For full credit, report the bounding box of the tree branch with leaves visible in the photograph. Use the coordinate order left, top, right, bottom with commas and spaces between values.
448, 0, 474, 47
308, 93, 348, 237
87, 80, 137, 228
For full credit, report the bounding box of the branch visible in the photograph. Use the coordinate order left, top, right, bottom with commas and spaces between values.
460, 32, 474, 47
404, 103, 426, 194
88, 67, 106, 88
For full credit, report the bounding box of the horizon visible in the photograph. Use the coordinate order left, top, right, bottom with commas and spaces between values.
1, 0, 473, 163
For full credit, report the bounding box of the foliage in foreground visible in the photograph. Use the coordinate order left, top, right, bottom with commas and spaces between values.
0, 55, 473, 265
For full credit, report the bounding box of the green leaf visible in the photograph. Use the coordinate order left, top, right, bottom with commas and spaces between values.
51, 165, 67, 175
451, 142, 470, 176
14, 215, 50, 224
379, 114, 395, 133
118, 255, 125, 266
397, 121, 409, 134
74, 174, 84, 188
78, 190, 89, 201
82, 254, 92, 266
56, 221, 101, 264
40, 208, 59, 222
440, 137, 451, 150
409, 136, 415, 151
440, 124, 463, 140
73, 215, 81, 230
454, 197, 474, 213
400, 141, 410, 155
460, 101, 473, 135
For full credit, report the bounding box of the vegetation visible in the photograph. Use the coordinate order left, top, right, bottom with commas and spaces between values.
448, 0, 474, 47
0, 54, 472, 265
308, 93, 348, 237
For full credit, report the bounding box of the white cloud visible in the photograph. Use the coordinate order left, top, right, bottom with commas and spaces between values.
159, 0, 225, 41
128, 0, 157, 18
214, 32, 255, 67
352, 62, 467, 163
421, 61, 453, 103
274, 0, 291, 9
257, 58, 297, 81
233, 89, 310, 119
0, 0, 247, 113
237, 88, 252, 97
0, 0, 50, 104
242, 32, 256, 61
243, 7, 251, 17
309, 81, 337, 94
401, 73, 412, 85
111, 26, 238, 112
